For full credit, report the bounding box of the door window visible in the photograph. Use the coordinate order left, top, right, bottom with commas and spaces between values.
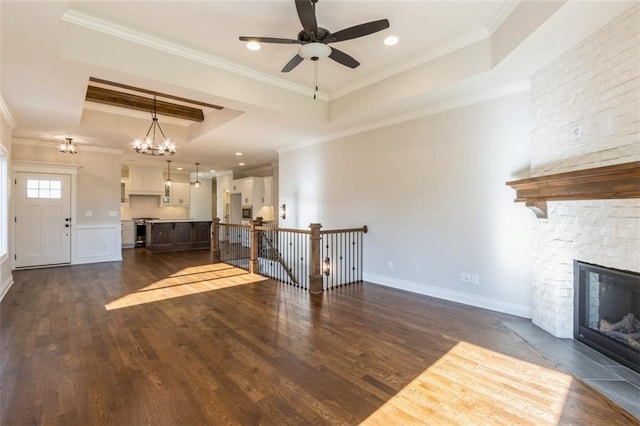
26, 179, 62, 199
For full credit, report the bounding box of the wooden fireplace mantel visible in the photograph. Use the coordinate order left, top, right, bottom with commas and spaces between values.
506, 161, 640, 219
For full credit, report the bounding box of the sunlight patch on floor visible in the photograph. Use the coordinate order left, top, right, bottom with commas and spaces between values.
105, 264, 267, 310
361, 341, 572, 425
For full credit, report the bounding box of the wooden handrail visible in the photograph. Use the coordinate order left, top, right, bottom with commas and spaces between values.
320, 226, 368, 235
255, 226, 311, 234
213, 218, 369, 293
219, 223, 251, 229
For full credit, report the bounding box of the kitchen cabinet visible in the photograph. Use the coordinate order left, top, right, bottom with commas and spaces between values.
129, 167, 164, 195
162, 182, 190, 206
234, 177, 263, 207
230, 180, 241, 194
230, 176, 276, 220
192, 222, 211, 249
120, 178, 129, 206
148, 222, 173, 251
172, 183, 190, 206
121, 220, 135, 248
172, 222, 193, 250
261, 176, 273, 205
146, 220, 212, 252
240, 179, 253, 205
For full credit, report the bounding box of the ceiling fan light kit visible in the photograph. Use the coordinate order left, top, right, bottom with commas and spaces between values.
299, 42, 331, 60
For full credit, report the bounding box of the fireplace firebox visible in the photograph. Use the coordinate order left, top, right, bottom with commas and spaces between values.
574, 260, 640, 373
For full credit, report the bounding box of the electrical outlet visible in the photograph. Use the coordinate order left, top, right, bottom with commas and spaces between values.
460, 272, 471, 283
472, 274, 480, 285
388, 261, 394, 270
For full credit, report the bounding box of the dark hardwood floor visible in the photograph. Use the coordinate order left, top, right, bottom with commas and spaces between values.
1, 249, 637, 425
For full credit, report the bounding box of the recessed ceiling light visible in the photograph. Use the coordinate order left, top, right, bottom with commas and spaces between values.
239, 162, 245, 166
246, 41, 261, 51
176, 167, 183, 171
210, 169, 216, 173
235, 152, 243, 156
384, 36, 399, 46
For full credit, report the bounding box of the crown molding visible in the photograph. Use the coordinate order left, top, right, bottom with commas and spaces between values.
0, 95, 17, 130
486, 0, 522, 35
61, 9, 329, 102
13, 138, 124, 155
279, 80, 530, 154
12, 160, 82, 174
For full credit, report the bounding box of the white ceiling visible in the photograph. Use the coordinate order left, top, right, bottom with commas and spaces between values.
0, 0, 634, 176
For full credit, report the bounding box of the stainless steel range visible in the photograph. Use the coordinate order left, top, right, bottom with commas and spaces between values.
132, 217, 159, 247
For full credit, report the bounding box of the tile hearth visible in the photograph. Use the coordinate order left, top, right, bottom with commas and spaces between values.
505, 320, 640, 419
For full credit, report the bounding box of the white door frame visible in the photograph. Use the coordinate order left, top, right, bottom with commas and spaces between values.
11, 161, 81, 270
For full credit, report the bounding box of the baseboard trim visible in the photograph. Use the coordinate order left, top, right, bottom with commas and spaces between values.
364, 273, 532, 319
0, 274, 14, 302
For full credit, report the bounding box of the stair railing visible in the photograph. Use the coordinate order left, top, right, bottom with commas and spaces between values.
211, 218, 368, 293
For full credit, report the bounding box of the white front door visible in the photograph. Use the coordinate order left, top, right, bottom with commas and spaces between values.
14, 172, 72, 268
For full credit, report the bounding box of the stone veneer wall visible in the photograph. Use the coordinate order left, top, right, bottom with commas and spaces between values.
529, 5, 640, 338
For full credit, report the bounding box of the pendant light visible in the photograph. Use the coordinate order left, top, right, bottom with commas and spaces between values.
59, 137, 78, 154
191, 162, 201, 188
165, 160, 172, 187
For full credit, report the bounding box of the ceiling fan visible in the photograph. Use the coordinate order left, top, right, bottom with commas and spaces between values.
239, 0, 390, 73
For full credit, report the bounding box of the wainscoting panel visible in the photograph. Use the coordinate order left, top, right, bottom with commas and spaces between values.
74, 224, 122, 265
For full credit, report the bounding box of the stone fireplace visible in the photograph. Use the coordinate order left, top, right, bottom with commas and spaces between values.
524, 3, 640, 359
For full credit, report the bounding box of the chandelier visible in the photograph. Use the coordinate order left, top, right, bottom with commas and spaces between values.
133, 95, 176, 156
59, 137, 78, 154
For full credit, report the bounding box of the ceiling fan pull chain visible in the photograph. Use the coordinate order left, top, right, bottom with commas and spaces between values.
314, 61, 318, 100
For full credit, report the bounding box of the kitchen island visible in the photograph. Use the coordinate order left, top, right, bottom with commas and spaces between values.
145, 219, 212, 252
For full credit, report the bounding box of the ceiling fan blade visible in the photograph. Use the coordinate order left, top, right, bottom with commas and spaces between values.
295, 0, 318, 37
329, 47, 360, 69
281, 54, 304, 72
327, 19, 390, 43
239, 36, 301, 44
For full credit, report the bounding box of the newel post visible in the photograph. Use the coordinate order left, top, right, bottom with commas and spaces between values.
309, 223, 323, 294
211, 218, 220, 262
249, 217, 263, 274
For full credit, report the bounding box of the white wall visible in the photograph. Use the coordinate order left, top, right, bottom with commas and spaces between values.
190, 177, 213, 221
280, 92, 533, 317
529, 5, 640, 337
